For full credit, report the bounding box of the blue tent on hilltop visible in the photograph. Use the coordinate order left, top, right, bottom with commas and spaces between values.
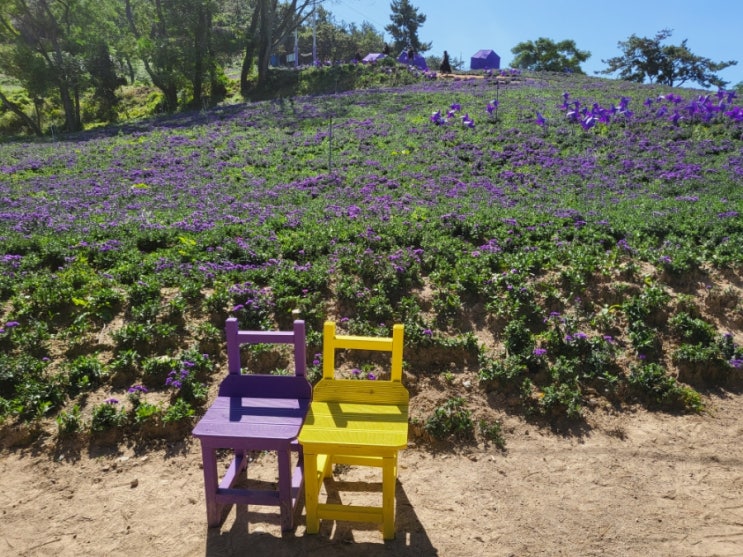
397, 51, 428, 70
470, 49, 500, 70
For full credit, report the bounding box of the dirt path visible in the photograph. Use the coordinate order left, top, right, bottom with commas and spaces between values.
1, 392, 742, 557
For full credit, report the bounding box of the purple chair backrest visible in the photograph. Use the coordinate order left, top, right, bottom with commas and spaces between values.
224, 317, 307, 377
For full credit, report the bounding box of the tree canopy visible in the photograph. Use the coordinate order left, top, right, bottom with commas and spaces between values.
601, 29, 737, 88
0, 0, 391, 134
510, 38, 590, 74
385, 0, 430, 55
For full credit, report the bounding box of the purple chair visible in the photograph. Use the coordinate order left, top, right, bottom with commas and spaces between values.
192, 317, 311, 531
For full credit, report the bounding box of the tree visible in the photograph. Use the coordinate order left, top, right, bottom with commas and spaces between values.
510, 38, 590, 74
239, 0, 313, 94
385, 0, 430, 55
347, 21, 384, 59
601, 29, 737, 89
123, 0, 230, 110
86, 41, 125, 121
124, 0, 185, 111
0, 88, 42, 136
0, 0, 106, 132
288, 7, 384, 65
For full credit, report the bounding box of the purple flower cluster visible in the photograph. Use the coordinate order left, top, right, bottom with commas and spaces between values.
430, 102, 474, 128
646, 90, 743, 125
166, 368, 190, 390
560, 92, 632, 130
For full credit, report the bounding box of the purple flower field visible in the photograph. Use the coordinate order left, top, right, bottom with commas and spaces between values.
1, 71, 742, 436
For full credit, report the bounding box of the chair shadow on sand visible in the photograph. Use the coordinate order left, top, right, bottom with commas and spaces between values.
204, 475, 438, 556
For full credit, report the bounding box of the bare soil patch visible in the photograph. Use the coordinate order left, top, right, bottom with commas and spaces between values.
2, 390, 742, 557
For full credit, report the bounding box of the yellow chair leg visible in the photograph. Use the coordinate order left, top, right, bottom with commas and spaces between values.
382, 456, 396, 540
304, 451, 320, 534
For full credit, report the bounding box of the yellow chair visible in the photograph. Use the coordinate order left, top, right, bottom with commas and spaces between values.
298, 321, 409, 540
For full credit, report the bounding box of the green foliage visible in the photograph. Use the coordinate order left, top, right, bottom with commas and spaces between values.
1, 355, 66, 420
511, 38, 591, 73
65, 354, 108, 396
385, 0, 431, 54
90, 400, 128, 432
478, 419, 506, 450
539, 381, 583, 419
112, 322, 178, 354
142, 355, 180, 385
669, 312, 717, 345
133, 401, 161, 426
628, 363, 703, 412
424, 397, 474, 440
601, 28, 737, 88
56, 404, 83, 436
110, 349, 142, 381
503, 318, 534, 358
162, 398, 195, 424
622, 283, 670, 358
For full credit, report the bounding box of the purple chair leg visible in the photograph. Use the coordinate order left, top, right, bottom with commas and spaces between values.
200, 444, 221, 527
277, 449, 293, 531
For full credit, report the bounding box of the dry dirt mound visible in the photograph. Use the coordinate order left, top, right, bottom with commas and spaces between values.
2, 391, 742, 557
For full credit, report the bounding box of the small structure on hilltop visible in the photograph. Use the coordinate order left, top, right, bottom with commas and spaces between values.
470, 49, 501, 70
362, 53, 387, 64
397, 50, 428, 70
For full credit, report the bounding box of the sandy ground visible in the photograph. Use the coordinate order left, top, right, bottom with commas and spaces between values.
1, 390, 742, 557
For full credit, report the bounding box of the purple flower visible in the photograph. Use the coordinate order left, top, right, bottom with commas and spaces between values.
104, 398, 119, 405
535, 112, 546, 127
617, 239, 633, 253
533, 348, 547, 357
4, 321, 19, 328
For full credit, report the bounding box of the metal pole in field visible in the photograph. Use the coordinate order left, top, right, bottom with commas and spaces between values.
294, 29, 299, 68
328, 115, 333, 171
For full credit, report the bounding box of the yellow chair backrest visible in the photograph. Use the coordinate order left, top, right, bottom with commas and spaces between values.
322, 321, 404, 382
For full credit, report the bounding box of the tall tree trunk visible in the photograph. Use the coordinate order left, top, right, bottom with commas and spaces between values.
240, 0, 263, 96
256, 0, 276, 88
190, 2, 212, 108
58, 84, 79, 132
125, 0, 179, 111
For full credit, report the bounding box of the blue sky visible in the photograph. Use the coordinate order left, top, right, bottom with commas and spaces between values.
324, 0, 743, 88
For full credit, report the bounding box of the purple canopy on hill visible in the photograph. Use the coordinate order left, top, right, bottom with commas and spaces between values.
362, 53, 387, 63
397, 51, 428, 70
470, 49, 501, 70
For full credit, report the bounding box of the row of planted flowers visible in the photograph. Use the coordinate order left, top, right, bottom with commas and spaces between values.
1, 72, 743, 444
